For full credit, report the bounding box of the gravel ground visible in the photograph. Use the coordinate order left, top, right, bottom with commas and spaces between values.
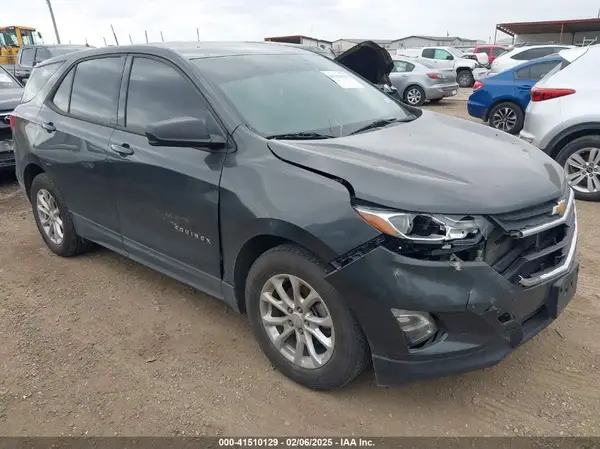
0, 90, 599, 436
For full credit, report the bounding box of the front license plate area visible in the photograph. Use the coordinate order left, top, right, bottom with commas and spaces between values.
548, 264, 579, 319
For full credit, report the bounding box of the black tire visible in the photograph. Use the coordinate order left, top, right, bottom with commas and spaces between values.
30, 173, 94, 257
403, 85, 426, 106
487, 102, 524, 135
457, 69, 474, 87
428, 98, 443, 104
555, 135, 600, 202
245, 244, 370, 390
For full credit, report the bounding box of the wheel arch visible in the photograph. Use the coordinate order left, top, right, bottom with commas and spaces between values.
545, 122, 600, 159
23, 161, 46, 201
229, 220, 339, 313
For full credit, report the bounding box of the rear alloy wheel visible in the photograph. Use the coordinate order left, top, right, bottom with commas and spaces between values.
457, 70, 474, 87
557, 136, 600, 201
488, 102, 524, 135
404, 85, 425, 106
246, 244, 370, 390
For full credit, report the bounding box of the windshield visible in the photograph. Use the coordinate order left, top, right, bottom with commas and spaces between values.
192, 53, 414, 138
21, 29, 36, 45
448, 48, 464, 57
0, 68, 20, 89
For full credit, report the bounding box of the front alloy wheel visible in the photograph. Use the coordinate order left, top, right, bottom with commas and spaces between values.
260, 274, 335, 369
36, 188, 64, 245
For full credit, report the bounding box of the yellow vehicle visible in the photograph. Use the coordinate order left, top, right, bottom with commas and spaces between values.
0, 26, 43, 65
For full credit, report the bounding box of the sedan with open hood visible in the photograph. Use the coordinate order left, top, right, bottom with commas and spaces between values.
12, 42, 578, 390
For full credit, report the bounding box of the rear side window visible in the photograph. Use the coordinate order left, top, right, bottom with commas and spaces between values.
69, 56, 125, 125
20, 62, 63, 103
51, 68, 75, 113
19, 48, 35, 66
529, 61, 561, 80
124, 57, 221, 135
393, 61, 413, 72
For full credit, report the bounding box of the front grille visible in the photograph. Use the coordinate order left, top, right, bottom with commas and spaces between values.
485, 190, 576, 287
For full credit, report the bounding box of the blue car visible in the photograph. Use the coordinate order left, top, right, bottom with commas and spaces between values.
467, 55, 564, 134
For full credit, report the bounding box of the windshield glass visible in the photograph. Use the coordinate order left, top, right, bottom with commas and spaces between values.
21, 29, 35, 45
0, 29, 18, 46
192, 53, 413, 137
0, 68, 20, 89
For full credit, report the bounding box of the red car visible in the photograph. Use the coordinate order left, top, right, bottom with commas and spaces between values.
473, 45, 507, 63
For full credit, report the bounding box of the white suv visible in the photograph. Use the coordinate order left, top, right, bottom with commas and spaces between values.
395, 47, 486, 87
520, 45, 600, 201
490, 44, 574, 73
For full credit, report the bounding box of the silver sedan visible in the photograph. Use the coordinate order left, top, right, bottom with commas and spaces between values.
389, 58, 459, 106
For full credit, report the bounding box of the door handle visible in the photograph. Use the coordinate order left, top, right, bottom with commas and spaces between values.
110, 143, 134, 156
41, 122, 56, 133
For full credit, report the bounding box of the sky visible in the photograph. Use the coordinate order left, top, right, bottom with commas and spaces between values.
6, 0, 600, 47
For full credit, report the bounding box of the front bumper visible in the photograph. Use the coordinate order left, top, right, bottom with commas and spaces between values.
424, 83, 459, 100
325, 209, 578, 386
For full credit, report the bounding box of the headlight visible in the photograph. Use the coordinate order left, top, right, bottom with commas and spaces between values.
352, 205, 482, 243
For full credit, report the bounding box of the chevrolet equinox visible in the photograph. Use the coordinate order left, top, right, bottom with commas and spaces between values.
10, 43, 579, 390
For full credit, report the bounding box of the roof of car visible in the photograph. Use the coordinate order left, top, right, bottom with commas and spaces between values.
21, 44, 89, 49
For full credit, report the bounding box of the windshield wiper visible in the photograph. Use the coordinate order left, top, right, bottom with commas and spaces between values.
350, 117, 412, 135
265, 132, 334, 140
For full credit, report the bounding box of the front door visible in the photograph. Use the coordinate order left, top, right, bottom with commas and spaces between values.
108, 55, 227, 296
33, 55, 125, 251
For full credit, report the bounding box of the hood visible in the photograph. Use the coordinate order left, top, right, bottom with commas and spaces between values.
0, 88, 23, 111
267, 112, 566, 215
335, 41, 393, 85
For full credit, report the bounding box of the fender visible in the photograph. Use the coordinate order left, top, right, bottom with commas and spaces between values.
544, 122, 600, 157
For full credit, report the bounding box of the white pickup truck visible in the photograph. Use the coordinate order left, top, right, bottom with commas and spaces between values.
395, 47, 490, 87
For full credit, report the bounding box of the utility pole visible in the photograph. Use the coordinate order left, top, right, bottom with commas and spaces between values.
103, 36, 107, 47
145, 30, 149, 43
129, 34, 133, 44
110, 24, 119, 45
196, 27, 200, 41
45, 0, 61, 44
160, 31, 164, 42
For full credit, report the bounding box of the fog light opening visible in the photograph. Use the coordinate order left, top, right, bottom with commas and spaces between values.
391, 309, 438, 348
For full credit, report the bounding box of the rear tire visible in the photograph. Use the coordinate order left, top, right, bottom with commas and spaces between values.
556, 136, 600, 202
245, 244, 370, 390
30, 173, 94, 257
403, 85, 425, 106
457, 70, 474, 87
487, 102, 524, 135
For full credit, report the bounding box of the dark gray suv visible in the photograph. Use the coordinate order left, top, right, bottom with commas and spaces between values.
10, 42, 579, 390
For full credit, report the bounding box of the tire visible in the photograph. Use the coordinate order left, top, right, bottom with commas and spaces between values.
30, 173, 94, 257
245, 244, 370, 390
457, 70, 474, 88
555, 135, 600, 202
487, 102, 524, 135
403, 85, 425, 106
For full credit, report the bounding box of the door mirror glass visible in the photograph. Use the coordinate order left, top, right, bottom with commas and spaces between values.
146, 117, 226, 150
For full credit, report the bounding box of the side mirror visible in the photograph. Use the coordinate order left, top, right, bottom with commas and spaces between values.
21, 78, 28, 85
145, 117, 226, 150
446, 55, 454, 61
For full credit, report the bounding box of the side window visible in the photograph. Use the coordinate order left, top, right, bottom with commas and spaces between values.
393, 61, 409, 72
69, 56, 125, 125
20, 62, 63, 103
421, 48, 435, 59
514, 66, 531, 80
433, 49, 452, 60
20, 48, 34, 66
529, 61, 560, 80
512, 49, 532, 61
513, 48, 548, 61
34, 48, 51, 64
51, 68, 75, 113
125, 57, 221, 136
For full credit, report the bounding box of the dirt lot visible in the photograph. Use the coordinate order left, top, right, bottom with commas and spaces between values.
0, 91, 599, 437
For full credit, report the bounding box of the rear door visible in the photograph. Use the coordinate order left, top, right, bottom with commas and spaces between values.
33, 55, 125, 251
107, 55, 227, 294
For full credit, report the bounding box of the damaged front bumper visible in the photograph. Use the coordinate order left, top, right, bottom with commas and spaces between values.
324, 210, 579, 386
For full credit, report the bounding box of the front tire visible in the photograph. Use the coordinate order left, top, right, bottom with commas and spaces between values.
488, 102, 524, 135
245, 244, 370, 390
556, 136, 600, 202
30, 173, 93, 257
457, 70, 474, 87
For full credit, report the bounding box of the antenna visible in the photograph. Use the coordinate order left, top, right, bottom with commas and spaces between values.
160, 31, 164, 42
110, 24, 119, 45
145, 30, 149, 43
129, 34, 133, 44
197, 27, 200, 41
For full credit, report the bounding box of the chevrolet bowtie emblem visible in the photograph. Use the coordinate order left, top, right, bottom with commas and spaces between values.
552, 199, 567, 216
